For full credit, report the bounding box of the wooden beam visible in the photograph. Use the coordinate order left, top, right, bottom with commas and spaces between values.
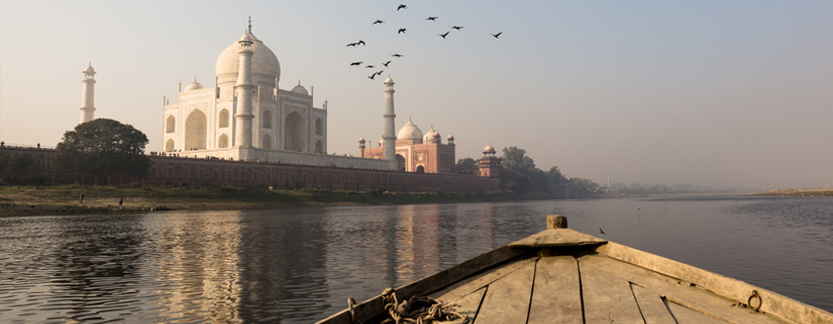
580, 265, 645, 323
527, 256, 583, 324
508, 228, 607, 248
475, 260, 536, 324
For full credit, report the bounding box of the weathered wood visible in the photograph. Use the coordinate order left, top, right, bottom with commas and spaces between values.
547, 214, 568, 229
580, 265, 645, 323
579, 254, 787, 324
594, 242, 833, 324
666, 301, 729, 324
508, 228, 607, 248
631, 284, 678, 324
450, 287, 487, 321
314, 245, 526, 324
527, 256, 583, 324
475, 260, 536, 324
430, 257, 538, 302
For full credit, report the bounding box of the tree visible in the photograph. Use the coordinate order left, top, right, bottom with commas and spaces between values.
52, 118, 151, 176
500, 147, 540, 193
456, 157, 479, 168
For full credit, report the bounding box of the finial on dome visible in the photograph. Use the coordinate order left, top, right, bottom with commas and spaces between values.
248, 16, 252, 33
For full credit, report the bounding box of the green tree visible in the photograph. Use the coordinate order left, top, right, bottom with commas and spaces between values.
500, 147, 540, 193
52, 118, 151, 176
456, 157, 479, 168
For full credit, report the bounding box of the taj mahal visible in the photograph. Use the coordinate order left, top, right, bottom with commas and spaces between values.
77, 20, 498, 176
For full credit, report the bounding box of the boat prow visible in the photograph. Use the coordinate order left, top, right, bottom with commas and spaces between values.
317, 215, 833, 324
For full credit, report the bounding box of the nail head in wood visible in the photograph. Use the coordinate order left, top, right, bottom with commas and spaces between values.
547, 215, 568, 229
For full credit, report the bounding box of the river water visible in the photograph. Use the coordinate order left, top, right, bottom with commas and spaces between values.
1, 195, 831, 323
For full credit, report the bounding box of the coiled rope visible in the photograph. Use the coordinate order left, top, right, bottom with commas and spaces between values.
348, 287, 469, 324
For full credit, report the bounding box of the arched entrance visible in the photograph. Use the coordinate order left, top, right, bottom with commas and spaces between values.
314, 140, 323, 153
218, 134, 229, 148
396, 154, 406, 171
416, 165, 425, 173
185, 110, 207, 150
165, 139, 175, 152
285, 112, 306, 151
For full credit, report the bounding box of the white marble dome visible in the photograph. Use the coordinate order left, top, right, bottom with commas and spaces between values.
397, 119, 423, 141
423, 126, 440, 143
291, 83, 308, 95
215, 31, 280, 86
183, 80, 203, 91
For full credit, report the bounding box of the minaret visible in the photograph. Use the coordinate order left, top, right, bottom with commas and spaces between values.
79, 62, 96, 124
383, 76, 396, 161
234, 24, 255, 151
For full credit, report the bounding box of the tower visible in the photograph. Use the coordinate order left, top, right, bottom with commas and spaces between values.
383, 76, 396, 161
79, 63, 96, 124
234, 23, 255, 152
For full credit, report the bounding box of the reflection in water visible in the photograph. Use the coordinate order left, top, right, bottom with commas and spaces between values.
1, 196, 832, 323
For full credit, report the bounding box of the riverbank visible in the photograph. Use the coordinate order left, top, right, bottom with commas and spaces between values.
753, 188, 833, 197
0, 185, 553, 217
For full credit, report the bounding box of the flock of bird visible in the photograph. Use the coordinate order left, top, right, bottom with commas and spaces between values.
346, 3, 502, 81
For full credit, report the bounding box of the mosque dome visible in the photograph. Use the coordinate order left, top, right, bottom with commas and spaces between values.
83, 63, 95, 74
291, 83, 308, 95
447, 134, 455, 141
215, 30, 281, 87
358, 137, 366, 143
423, 126, 440, 143
484, 144, 496, 154
397, 119, 423, 141
183, 80, 204, 91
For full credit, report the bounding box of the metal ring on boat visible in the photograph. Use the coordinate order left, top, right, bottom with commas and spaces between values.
748, 290, 763, 311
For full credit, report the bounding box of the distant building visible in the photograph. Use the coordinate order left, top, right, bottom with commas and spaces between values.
359, 119, 456, 173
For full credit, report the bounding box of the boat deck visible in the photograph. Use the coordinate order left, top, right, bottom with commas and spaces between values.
429, 253, 787, 324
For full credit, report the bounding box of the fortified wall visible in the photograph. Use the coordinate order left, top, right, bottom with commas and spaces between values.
0, 146, 500, 192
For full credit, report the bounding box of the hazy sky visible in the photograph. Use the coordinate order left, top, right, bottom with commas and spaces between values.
1, 1, 831, 189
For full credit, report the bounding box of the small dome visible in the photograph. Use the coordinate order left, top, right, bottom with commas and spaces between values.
291, 83, 308, 95
379, 138, 385, 146
398, 119, 423, 141
385, 76, 394, 83
484, 144, 496, 154
183, 80, 204, 91
83, 63, 95, 74
447, 134, 455, 141
423, 126, 441, 143
358, 137, 366, 143
345, 153, 353, 157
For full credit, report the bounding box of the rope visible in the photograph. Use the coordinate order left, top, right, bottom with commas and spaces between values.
377, 287, 469, 324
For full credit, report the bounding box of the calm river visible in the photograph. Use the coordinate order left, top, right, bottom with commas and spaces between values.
1, 196, 832, 323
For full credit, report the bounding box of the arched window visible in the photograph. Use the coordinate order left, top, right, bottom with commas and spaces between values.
314, 140, 323, 153
262, 135, 272, 149
218, 134, 229, 148
315, 118, 323, 135
416, 165, 425, 173
165, 139, 175, 152
285, 112, 306, 151
262, 110, 273, 129
166, 116, 175, 133
396, 154, 406, 171
185, 110, 207, 150
219, 109, 229, 128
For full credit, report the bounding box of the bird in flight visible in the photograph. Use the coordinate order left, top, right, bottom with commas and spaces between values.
357, 40, 366, 46
368, 74, 376, 80
365, 65, 375, 68
491, 32, 503, 39
350, 61, 363, 66
391, 53, 403, 57
599, 228, 606, 235
346, 42, 357, 47
398, 28, 407, 34
373, 20, 384, 25
397, 4, 407, 11
426, 16, 438, 21
439, 31, 450, 39
451, 26, 463, 30
382, 60, 392, 67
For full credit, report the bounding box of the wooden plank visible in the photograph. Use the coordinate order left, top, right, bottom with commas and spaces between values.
527, 256, 583, 324
430, 257, 538, 302
666, 301, 729, 324
631, 284, 678, 324
475, 260, 536, 324
508, 228, 607, 248
579, 254, 788, 324
451, 287, 487, 321
314, 245, 526, 324
595, 241, 833, 324
580, 265, 645, 323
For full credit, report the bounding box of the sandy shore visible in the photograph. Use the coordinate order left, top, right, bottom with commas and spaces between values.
753, 188, 833, 197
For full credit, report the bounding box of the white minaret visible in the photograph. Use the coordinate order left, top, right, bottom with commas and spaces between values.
234, 24, 255, 150
383, 76, 396, 161
79, 62, 96, 124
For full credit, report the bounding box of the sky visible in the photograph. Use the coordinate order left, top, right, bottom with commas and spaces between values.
1, 1, 831, 190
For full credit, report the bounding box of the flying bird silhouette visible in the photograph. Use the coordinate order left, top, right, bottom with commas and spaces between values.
398, 28, 407, 34
365, 65, 375, 68
491, 32, 503, 39
439, 31, 449, 39
372, 20, 384, 25
368, 74, 377, 80
357, 40, 366, 46
599, 228, 606, 235
382, 60, 391, 67
426, 16, 438, 21
391, 53, 403, 57
397, 4, 407, 11
375, 70, 384, 76
350, 61, 363, 66
346, 42, 357, 47
451, 26, 463, 30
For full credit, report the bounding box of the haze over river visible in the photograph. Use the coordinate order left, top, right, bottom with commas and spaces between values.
1, 196, 831, 323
